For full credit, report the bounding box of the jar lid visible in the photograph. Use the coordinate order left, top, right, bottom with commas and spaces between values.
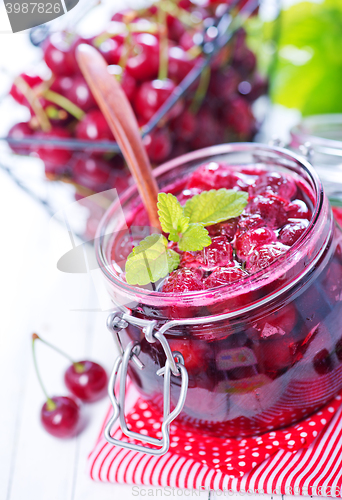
290, 114, 342, 205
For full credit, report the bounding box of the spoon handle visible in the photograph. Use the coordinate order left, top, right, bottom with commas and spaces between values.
76, 44, 161, 230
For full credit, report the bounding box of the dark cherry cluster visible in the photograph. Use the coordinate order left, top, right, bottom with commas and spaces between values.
163, 162, 312, 293
7, 0, 266, 198
32, 334, 107, 438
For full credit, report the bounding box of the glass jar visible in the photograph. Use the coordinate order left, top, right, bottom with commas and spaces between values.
96, 143, 342, 442
290, 114, 342, 205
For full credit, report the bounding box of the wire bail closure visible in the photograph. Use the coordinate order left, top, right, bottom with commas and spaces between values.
105, 311, 189, 456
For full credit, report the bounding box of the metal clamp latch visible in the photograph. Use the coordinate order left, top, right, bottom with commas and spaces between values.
105, 312, 189, 456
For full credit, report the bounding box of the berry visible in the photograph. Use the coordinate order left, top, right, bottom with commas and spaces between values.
168, 46, 195, 83
248, 193, 289, 229
246, 242, 289, 273
237, 213, 265, 232
190, 108, 224, 149
187, 161, 248, 191
224, 97, 254, 137
34, 127, 73, 170
72, 156, 112, 191
209, 67, 239, 102
207, 219, 239, 241
193, 236, 233, 271
98, 37, 122, 65
64, 361, 108, 402
75, 109, 114, 141
43, 33, 76, 76
287, 199, 312, 220
126, 33, 159, 81
134, 79, 182, 121
163, 268, 204, 293
249, 172, 297, 200
255, 304, 297, 338
32, 334, 81, 438
7, 121, 33, 154
10, 73, 43, 105
168, 338, 210, 371
171, 109, 197, 141
235, 227, 276, 260
313, 349, 333, 375
143, 128, 172, 163
278, 219, 309, 246
41, 396, 81, 438
63, 76, 96, 112
204, 265, 248, 288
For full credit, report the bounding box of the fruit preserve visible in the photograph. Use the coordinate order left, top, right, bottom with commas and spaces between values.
96, 143, 342, 437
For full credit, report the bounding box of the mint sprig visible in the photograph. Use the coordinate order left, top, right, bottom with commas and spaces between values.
125, 188, 248, 285
125, 234, 180, 286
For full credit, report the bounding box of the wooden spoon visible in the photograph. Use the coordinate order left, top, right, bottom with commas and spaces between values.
76, 44, 161, 230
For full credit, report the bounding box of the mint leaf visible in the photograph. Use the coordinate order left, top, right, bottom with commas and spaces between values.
125, 234, 180, 286
157, 193, 186, 233
178, 223, 211, 251
184, 189, 248, 226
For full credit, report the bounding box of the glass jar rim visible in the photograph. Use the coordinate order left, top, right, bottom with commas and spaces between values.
95, 142, 324, 307
291, 113, 342, 154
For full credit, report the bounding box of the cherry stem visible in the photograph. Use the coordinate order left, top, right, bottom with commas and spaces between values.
32, 333, 75, 364
117, 32, 133, 81
32, 334, 56, 410
158, 6, 169, 81
189, 65, 211, 114
15, 76, 51, 132
42, 90, 85, 121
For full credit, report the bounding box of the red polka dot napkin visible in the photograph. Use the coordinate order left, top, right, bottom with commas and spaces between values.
88, 381, 342, 496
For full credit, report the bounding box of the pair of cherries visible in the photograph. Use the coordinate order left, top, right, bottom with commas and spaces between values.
32, 333, 108, 438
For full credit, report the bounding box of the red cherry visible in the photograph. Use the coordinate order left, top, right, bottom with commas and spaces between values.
278, 219, 309, 246
168, 338, 209, 371
237, 213, 265, 232
171, 109, 197, 141
248, 193, 289, 229
98, 37, 122, 65
10, 73, 43, 105
167, 15, 186, 42
134, 79, 181, 121
204, 265, 248, 288
143, 128, 172, 163
7, 121, 33, 154
246, 242, 289, 273
43, 33, 76, 76
162, 268, 204, 293
249, 171, 297, 200
73, 156, 112, 191
287, 199, 312, 220
313, 349, 333, 375
76, 109, 114, 141
207, 218, 239, 241
120, 71, 137, 103
189, 236, 233, 271
190, 107, 224, 149
168, 46, 196, 83
126, 33, 159, 81
34, 127, 73, 170
41, 396, 81, 438
208, 67, 239, 102
187, 161, 248, 191
179, 31, 195, 51
64, 361, 108, 402
224, 96, 255, 137
62, 76, 96, 112
235, 227, 276, 260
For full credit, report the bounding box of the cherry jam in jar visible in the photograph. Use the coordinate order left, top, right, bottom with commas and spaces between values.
96, 143, 342, 437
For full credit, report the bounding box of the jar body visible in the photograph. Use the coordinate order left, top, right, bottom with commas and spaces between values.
97, 144, 342, 437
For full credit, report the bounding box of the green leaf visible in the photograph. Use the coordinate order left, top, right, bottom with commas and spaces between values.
184, 189, 248, 226
125, 234, 180, 285
263, 0, 342, 116
157, 193, 184, 233
178, 223, 211, 251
